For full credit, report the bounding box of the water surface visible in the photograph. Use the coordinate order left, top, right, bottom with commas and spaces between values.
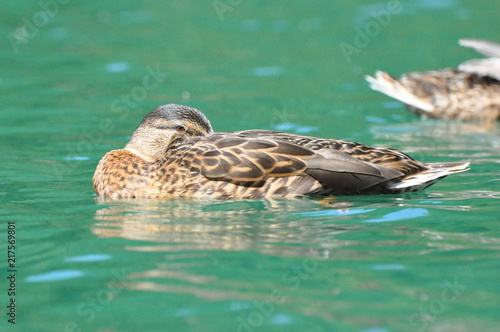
1, 1, 499, 331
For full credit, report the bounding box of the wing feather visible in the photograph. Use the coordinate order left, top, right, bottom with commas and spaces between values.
200, 137, 312, 181
196, 134, 406, 194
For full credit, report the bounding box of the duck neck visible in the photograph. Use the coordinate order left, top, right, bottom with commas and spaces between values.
125, 130, 171, 163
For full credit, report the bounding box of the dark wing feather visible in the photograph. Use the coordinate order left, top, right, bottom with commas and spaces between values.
269, 155, 306, 176
306, 150, 404, 194
200, 154, 232, 177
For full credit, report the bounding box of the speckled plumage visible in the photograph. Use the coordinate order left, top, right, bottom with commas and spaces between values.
366, 39, 500, 122
93, 104, 469, 199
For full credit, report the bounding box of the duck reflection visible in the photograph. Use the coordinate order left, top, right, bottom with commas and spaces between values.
92, 195, 473, 256
92, 198, 356, 255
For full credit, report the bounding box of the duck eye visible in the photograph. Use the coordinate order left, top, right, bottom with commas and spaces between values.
175, 125, 186, 132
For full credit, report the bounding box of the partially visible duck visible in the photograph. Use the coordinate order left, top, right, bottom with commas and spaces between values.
365, 39, 500, 122
93, 104, 469, 199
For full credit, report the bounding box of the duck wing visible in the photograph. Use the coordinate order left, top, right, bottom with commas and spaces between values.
458, 39, 500, 81
232, 129, 426, 176
459, 38, 500, 58
199, 136, 312, 182
196, 134, 403, 195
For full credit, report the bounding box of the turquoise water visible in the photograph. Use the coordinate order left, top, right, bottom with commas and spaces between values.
1, 1, 500, 331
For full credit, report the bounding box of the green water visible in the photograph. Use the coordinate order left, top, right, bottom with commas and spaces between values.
1, 1, 500, 331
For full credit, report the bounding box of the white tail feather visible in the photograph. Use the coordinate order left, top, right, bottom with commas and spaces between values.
391, 162, 470, 190
365, 71, 435, 112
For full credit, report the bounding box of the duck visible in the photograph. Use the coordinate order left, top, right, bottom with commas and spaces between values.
365, 38, 500, 122
93, 104, 470, 199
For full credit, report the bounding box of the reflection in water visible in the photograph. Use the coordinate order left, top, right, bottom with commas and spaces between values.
91, 193, 486, 258
92, 198, 356, 255
92, 196, 476, 253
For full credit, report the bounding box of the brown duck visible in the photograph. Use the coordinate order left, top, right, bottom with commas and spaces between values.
365, 38, 500, 122
93, 104, 469, 199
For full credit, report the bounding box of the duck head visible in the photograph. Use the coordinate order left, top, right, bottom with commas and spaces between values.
125, 104, 214, 162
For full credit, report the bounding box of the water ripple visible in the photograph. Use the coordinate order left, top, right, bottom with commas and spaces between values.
26, 270, 84, 282
365, 208, 428, 223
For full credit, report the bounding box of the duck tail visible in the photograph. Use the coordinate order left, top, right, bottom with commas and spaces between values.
365, 71, 435, 112
390, 161, 470, 191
